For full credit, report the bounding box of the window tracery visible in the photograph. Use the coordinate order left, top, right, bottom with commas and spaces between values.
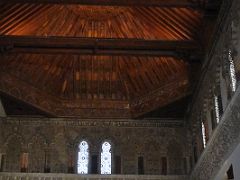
201, 121, 206, 148
228, 49, 237, 92
77, 140, 89, 174
214, 95, 220, 124
101, 141, 112, 174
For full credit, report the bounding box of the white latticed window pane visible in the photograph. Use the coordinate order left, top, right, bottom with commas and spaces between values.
77, 141, 89, 174
229, 49, 237, 92
214, 95, 220, 124
201, 122, 206, 148
101, 141, 111, 174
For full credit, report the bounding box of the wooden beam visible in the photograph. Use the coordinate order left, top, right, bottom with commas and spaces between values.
0, 0, 199, 8
0, 35, 201, 58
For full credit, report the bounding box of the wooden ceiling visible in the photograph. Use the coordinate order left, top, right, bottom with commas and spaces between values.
0, 1, 221, 118
1, 53, 189, 100
0, 53, 189, 117
0, 4, 202, 40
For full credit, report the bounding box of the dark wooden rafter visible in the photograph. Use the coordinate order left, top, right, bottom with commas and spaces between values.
0, 0, 203, 8
0, 36, 202, 58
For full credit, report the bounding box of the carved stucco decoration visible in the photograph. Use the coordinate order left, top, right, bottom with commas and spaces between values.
231, 0, 240, 55
189, 1, 240, 177
231, 0, 240, 79
188, 0, 236, 138
186, 1, 240, 166
191, 0, 239, 169
28, 135, 48, 173
191, 86, 240, 180
1, 132, 25, 172
5, 137, 22, 172
0, 117, 190, 175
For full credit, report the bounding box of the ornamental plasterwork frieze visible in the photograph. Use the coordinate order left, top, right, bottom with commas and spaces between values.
0, 117, 184, 128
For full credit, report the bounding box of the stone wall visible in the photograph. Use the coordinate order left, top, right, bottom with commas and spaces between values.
0, 118, 191, 175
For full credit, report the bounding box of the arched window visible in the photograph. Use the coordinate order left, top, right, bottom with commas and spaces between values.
101, 141, 112, 174
228, 49, 237, 92
214, 95, 220, 124
201, 121, 206, 148
77, 141, 89, 174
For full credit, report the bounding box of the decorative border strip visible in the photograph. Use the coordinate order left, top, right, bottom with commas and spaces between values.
0, 117, 184, 128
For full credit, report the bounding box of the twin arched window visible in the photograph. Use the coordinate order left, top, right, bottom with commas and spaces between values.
77, 141, 112, 174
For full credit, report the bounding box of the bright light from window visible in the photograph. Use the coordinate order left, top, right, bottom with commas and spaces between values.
214, 95, 220, 124
229, 49, 237, 92
101, 141, 111, 174
77, 141, 89, 174
201, 121, 206, 148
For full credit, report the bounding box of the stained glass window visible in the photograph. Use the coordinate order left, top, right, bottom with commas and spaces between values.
77, 141, 89, 174
228, 49, 237, 92
101, 141, 111, 174
201, 121, 206, 148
